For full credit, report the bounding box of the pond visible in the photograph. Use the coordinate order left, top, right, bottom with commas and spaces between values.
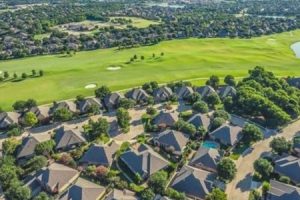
145, 2, 185, 8
202, 141, 220, 149
291, 42, 300, 58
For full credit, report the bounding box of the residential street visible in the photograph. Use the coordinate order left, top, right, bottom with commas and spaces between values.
226, 119, 300, 200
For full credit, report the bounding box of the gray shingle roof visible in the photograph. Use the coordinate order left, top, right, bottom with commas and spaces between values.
209, 124, 243, 146
176, 86, 194, 99
80, 141, 119, 167
153, 130, 189, 155
29, 106, 50, 121
267, 180, 300, 200
125, 88, 149, 102
0, 112, 20, 129
153, 86, 173, 102
77, 97, 102, 114
55, 127, 86, 150
17, 133, 51, 159
274, 155, 300, 184
51, 101, 77, 114
59, 178, 106, 200
171, 165, 216, 200
105, 189, 138, 200
189, 147, 221, 172
218, 86, 237, 99
120, 144, 169, 178
187, 113, 211, 130
153, 112, 179, 127
196, 86, 216, 97
103, 92, 124, 110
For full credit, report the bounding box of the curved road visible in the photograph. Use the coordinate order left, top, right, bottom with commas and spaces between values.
226, 119, 300, 200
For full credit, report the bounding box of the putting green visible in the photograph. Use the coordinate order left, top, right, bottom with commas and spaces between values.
1, 30, 300, 110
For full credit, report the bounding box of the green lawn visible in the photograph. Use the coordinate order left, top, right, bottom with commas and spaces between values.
1, 30, 300, 110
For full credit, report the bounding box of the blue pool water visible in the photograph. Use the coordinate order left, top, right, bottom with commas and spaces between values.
202, 141, 219, 149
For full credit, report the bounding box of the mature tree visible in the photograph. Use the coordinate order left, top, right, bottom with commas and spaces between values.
2, 138, 20, 155
148, 170, 168, 194
24, 112, 38, 126
35, 139, 56, 156
146, 107, 157, 115
95, 85, 111, 100
85, 118, 110, 140
248, 190, 261, 200
224, 75, 236, 86
140, 188, 155, 200
166, 188, 186, 200
175, 119, 197, 136
213, 110, 230, 121
270, 137, 291, 155
33, 192, 53, 200
217, 158, 237, 182
21, 73, 27, 79
3, 71, 9, 79
254, 158, 273, 179
12, 100, 27, 112
39, 70, 44, 76
242, 124, 263, 143
53, 108, 73, 121
206, 75, 220, 90
192, 101, 209, 113
7, 127, 22, 137
210, 117, 225, 131
187, 93, 201, 104
32, 69, 37, 76
205, 188, 227, 200
262, 181, 270, 196
0, 164, 19, 189
205, 93, 221, 109
5, 180, 31, 200
24, 156, 47, 174
25, 99, 37, 109
116, 108, 131, 133
118, 98, 135, 109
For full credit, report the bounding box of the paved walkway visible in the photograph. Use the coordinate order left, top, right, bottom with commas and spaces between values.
226, 119, 300, 200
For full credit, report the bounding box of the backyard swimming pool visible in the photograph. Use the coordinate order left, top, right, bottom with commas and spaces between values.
202, 141, 219, 149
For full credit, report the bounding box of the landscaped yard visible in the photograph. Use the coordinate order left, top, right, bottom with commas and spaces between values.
1, 30, 300, 110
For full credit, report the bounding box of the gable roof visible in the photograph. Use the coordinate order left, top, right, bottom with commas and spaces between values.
218, 85, 237, 99
51, 101, 77, 113
209, 124, 243, 146
171, 165, 216, 199
36, 163, 79, 192
29, 106, 50, 121
196, 86, 216, 97
0, 112, 20, 129
189, 146, 221, 172
80, 141, 119, 166
120, 144, 169, 178
54, 127, 86, 150
77, 97, 102, 113
105, 189, 138, 200
176, 86, 194, 99
125, 88, 149, 102
59, 178, 106, 200
103, 92, 124, 110
274, 154, 300, 184
187, 113, 210, 130
153, 112, 179, 127
154, 130, 189, 154
17, 133, 51, 159
267, 180, 300, 200
153, 86, 173, 102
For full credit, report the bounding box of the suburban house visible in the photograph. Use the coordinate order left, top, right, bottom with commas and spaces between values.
103, 92, 124, 111
170, 165, 217, 200
79, 141, 119, 167
16, 133, 52, 160
50, 100, 77, 114
196, 86, 216, 98
59, 177, 106, 200
119, 144, 169, 180
274, 154, 300, 184
54, 126, 86, 151
267, 179, 300, 200
26, 163, 80, 196
28, 106, 51, 124
125, 88, 149, 104
176, 86, 194, 100
217, 85, 237, 99
77, 97, 102, 114
104, 189, 139, 200
153, 129, 189, 156
153, 111, 179, 128
0, 112, 20, 129
187, 113, 211, 130
209, 124, 243, 146
153, 86, 173, 102
189, 146, 221, 173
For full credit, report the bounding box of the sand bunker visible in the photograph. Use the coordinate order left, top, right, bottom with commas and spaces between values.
291, 42, 300, 58
0, 71, 2, 75
85, 83, 97, 89
107, 66, 121, 71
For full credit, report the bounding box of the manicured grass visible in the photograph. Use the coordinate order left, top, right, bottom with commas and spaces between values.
1, 30, 300, 110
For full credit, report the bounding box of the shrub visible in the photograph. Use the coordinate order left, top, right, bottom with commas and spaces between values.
192, 101, 209, 113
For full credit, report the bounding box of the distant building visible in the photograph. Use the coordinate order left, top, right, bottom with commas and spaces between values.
153, 111, 179, 128
176, 86, 194, 100
125, 88, 149, 104
209, 124, 243, 146
0, 112, 20, 129
196, 86, 216, 98
267, 179, 300, 200
187, 113, 211, 130
77, 97, 102, 114
217, 85, 236, 99
274, 154, 300, 184
103, 92, 124, 111
153, 86, 173, 102
54, 126, 86, 150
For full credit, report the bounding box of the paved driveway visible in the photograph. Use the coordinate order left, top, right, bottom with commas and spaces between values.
226, 119, 300, 200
